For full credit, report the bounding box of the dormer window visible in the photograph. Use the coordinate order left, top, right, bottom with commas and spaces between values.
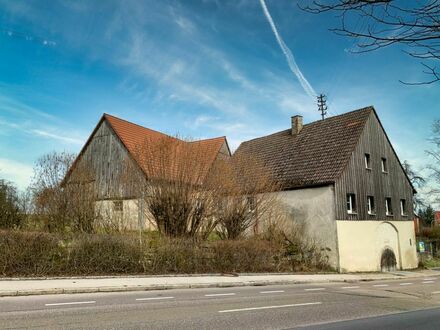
365, 153, 371, 169
381, 158, 388, 173
347, 193, 356, 214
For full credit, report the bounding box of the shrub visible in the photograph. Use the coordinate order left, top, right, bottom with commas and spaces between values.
0, 230, 330, 276
68, 234, 144, 275
0, 180, 23, 229
210, 239, 283, 273
420, 227, 440, 240
0, 230, 65, 276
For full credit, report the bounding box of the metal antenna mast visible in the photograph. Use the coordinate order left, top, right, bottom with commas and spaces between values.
317, 94, 328, 120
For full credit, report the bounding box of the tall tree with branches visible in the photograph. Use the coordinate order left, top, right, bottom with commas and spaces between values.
427, 119, 440, 205
300, 0, 440, 84
402, 160, 426, 212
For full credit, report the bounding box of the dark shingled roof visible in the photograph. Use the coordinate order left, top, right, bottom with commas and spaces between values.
234, 107, 374, 189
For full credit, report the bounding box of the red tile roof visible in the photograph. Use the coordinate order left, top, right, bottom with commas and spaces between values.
233, 107, 374, 189
104, 114, 228, 182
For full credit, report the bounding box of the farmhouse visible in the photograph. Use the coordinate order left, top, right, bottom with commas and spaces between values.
68, 106, 418, 272
234, 106, 418, 272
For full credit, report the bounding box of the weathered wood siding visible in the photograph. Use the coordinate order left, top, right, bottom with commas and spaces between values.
71, 119, 139, 200
334, 112, 414, 221
217, 141, 231, 160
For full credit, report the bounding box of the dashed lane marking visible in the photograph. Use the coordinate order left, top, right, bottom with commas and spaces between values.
205, 293, 236, 297
341, 286, 360, 289
260, 290, 285, 294
136, 297, 175, 301
45, 301, 96, 307
373, 284, 389, 287
304, 288, 326, 291
399, 283, 413, 286
219, 302, 322, 313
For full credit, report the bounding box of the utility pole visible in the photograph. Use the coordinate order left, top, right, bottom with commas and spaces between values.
317, 94, 328, 120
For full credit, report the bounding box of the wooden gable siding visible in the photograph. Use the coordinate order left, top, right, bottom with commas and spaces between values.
334, 112, 414, 221
72, 119, 138, 200
217, 141, 231, 160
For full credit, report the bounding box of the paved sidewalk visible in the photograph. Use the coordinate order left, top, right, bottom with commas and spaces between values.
0, 270, 438, 297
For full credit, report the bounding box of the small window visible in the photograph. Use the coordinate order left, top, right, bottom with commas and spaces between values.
247, 196, 256, 212
400, 199, 407, 216
113, 200, 123, 212
347, 193, 356, 214
365, 153, 371, 169
385, 198, 393, 216
367, 196, 375, 215
381, 158, 388, 173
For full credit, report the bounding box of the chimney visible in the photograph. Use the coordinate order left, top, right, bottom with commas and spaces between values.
291, 115, 303, 135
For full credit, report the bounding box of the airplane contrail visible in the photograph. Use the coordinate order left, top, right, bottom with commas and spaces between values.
259, 0, 316, 99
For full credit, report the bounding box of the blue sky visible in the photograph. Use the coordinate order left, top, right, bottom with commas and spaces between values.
0, 0, 439, 200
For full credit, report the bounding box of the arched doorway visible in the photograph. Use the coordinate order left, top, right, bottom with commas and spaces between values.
381, 248, 397, 272
376, 222, 401, 271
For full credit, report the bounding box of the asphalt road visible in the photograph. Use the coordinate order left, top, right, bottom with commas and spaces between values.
1, 276, 440, 329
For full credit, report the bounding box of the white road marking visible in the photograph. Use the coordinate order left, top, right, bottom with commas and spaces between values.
399, 283, 413, 286
45, 301, 96, 307
219, 302, 322, 313
424, 278, 436, 281
136, 296, 174, 301
341, 286, 360, 289
423, 281, 435, 284
304, 288, 325, 291
373, 284, 389, 287
260, 290, 285, 294
432, 291, 440, 294
205, 293, 236, 297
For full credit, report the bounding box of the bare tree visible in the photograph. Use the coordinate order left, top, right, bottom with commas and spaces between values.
402, 160, 426, 212
427, 119, 440, 204
126, 135, 224, 239
0, 179, 23, 229
300, 0, 440, 84
211, 153, 282, 240
32, 151, 97, 233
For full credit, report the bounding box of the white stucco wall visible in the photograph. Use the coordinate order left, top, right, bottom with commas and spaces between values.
95, 199, 155, 231
268, 186, 339, 270
336, 220, 418, 272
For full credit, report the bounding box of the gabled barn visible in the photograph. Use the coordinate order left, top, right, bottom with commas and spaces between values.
234, 106, 418, 272
66, 114, 230, 229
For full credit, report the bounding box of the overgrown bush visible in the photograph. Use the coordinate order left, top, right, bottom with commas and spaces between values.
0, 230, 330, 277
68, 234, 145, 275
210, 239, 283, 273
420, 226, 440, 240
0, 230, 64, 276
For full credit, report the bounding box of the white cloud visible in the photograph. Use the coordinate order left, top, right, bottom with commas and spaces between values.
30, 129, 83, 145
0, 158, 33, 190
259, 0, 316, 99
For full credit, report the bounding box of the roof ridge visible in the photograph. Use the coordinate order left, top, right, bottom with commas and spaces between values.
189, 136, 226, 143
103, 113, 179, 141
104, 113, 226, 144
236, 106, 374, 149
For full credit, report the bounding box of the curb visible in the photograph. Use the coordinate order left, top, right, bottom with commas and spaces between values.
0, 275, 425, 297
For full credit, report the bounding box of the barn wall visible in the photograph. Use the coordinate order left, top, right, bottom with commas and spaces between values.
70, 119, 140, 200
334, 113, 414, 221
